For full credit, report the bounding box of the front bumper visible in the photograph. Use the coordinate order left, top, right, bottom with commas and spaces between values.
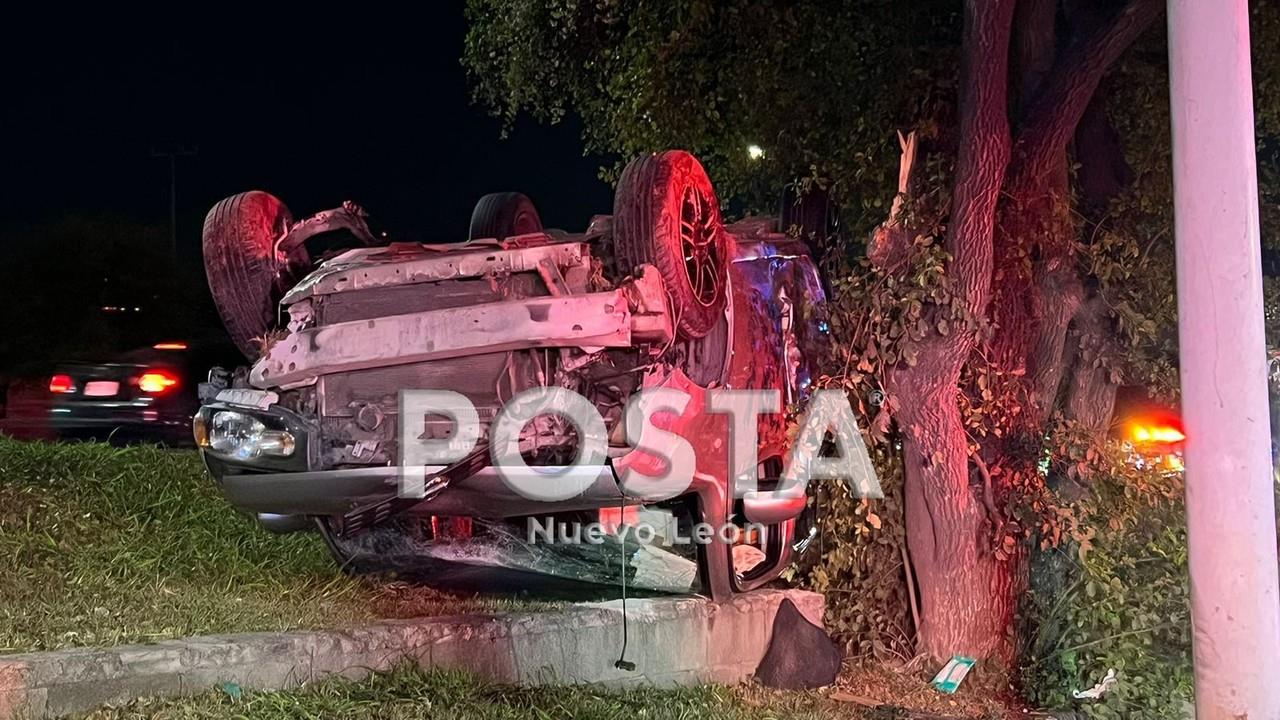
198, 399, 807, 599
200, 399, 630, 519
206, 458, 630, 519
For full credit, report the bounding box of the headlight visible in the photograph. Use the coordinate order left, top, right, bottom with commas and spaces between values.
205, 410, 295, 460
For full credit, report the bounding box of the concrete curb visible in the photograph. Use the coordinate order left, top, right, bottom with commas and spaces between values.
0, 589, 823, 718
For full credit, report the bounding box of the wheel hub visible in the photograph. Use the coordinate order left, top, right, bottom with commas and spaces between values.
679, 186, 722, 307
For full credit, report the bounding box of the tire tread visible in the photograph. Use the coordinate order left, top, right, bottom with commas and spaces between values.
202, 191, 294, 359
612, 151, 727, 338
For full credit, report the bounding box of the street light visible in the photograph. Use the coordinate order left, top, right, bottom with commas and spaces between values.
150, 143, 197, 261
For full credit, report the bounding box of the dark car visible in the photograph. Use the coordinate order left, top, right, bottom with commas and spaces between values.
48, 339, 239, 444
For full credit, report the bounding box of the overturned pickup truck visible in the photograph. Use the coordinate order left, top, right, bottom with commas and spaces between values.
195, 151, 829, 599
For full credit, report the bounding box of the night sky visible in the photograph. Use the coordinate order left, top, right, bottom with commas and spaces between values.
0, 7, 613, 253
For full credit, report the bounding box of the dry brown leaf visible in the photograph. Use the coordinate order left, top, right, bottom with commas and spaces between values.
829, 691, 879, 706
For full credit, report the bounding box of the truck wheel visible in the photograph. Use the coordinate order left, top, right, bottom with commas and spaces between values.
469, 192, 543, 241
202, 191, 306, 360
614, 151, 730, 339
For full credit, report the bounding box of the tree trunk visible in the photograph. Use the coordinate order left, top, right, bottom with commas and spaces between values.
898, 381, 1019, 660
879, 0, 1016, 661
1063, 294, 1119, 434
873, 0, 1161, 663
1062, 88, 1129, 437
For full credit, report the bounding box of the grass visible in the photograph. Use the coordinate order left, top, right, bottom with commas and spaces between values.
79, 664, 1024, 719
81, 665, 850, 720
0, 439, 1021, 719
0, 438, 544, 653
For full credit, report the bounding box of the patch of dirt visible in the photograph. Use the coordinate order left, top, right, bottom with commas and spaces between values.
738, 661, 1040, 719
825, 662, 1037, 719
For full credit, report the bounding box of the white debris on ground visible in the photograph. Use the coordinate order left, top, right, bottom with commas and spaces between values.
1072, 668, 1118, 700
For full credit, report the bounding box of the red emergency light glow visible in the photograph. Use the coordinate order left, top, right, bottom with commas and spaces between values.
1130, 422, 1186, 445
137, 370, 179, 394
49, 374, 76, 394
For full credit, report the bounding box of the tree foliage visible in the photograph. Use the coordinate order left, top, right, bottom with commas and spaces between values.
1023, 447, 1193, 719
465, 0, 957, 231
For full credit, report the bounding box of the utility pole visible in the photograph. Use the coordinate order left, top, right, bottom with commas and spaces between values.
150, 144, 197, 261
1167, 1, 1280, 717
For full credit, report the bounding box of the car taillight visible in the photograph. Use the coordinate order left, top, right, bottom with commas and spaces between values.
137, 370, 179, 394
49, 374, 76, 394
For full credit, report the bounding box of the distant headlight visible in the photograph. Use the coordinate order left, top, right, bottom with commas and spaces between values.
204, 410, 295, 460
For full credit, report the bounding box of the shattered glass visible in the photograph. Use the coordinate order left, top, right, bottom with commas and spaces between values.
329, 508, 704, 595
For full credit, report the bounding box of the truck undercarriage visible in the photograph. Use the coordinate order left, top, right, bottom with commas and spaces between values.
196, 151, 828, 599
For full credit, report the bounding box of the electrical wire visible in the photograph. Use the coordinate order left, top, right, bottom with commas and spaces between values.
614, 502, 636, 672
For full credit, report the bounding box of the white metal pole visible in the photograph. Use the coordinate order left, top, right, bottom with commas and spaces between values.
1168, 1, 1280, 717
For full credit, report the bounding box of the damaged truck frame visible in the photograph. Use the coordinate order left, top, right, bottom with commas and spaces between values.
194, 151, 830, 599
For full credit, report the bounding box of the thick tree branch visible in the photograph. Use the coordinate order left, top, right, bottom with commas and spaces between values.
1064, 294, 1120, 435
1009, 0, 1163, 193
884, 0, 1020, 662
987, 0, 1068, 379
1075, 82, 1135, 216
1011, 0, 1058, 112
868, 130, 920, 269
947, 0, 1018, 317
